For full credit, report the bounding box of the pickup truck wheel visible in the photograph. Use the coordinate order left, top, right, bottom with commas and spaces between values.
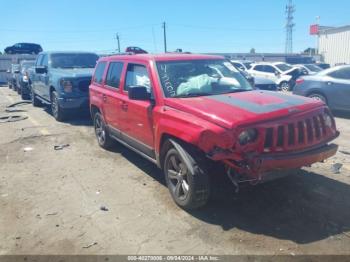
51, 91, 66, 121
279, 81, 290, 92
164, 145, 210, 210
93, 112, 114, 149
31, 88, 42, 107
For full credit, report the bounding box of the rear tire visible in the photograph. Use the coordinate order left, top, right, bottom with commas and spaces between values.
163, 141, 210, 210
51, 91, 66, 122
93, 112, 115, 149
308, 93, 327, 104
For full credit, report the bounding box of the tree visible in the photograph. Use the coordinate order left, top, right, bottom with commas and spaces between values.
250, 48, 256, 54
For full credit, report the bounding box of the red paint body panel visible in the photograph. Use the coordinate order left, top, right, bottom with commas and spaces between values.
90, 53, 339, 181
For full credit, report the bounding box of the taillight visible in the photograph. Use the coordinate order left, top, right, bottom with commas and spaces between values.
296, 78, 304, 85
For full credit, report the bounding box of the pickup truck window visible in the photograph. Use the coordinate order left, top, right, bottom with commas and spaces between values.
156, 59, 252, 98
106, 62, 123, 89
51, 53, 98, 69
93, 62, 106, 84
124, 64, 151, 92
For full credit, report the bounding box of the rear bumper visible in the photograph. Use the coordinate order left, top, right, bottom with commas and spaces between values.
58, 96, 89, 110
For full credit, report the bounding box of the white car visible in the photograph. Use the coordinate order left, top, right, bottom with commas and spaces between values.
248, 62, 299, 91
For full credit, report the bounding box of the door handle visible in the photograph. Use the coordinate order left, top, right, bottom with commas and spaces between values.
102, 94, 107, 102
120, 101, 128, 111
327, 81, 333, 85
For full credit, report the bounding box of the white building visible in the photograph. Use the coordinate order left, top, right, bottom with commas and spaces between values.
318, 25, 350, 66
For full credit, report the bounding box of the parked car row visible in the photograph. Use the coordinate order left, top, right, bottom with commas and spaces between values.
230, 60, 332, 92
6, 52, 340, 210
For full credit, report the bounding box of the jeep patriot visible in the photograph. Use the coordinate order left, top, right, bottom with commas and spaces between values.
89, 53, 339, 209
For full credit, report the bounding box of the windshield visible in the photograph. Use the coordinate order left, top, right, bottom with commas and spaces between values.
275, 63, 293, 72
21, 62, 35, 70
156, 59, 252, 98
304, 64, 322, 72
51, 53, 98, 69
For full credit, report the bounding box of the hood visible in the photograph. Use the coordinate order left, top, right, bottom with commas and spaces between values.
164, 90, 324, 129
50, 68, 94, 79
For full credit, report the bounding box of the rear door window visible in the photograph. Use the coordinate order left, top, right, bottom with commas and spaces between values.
264, 65, 276, 73
93, 62, 107, 84
254, 65, 264, 72
105, 62, 124, 89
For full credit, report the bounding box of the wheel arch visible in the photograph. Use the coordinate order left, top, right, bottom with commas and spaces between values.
306, 89, 328, 104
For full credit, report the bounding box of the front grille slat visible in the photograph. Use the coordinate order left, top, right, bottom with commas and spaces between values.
262, 112, 330, 153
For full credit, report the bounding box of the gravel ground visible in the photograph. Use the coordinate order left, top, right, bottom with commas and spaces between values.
0, 85, 350, 255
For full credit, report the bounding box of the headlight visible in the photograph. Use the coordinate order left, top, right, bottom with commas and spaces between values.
238, 128, 258, 145
22, 75, 29, 82
323, 112, 333, 128
61, 80, 73, 93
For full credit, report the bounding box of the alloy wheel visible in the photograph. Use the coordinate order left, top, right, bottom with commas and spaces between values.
95, 115, 106, 145
166, 154, 190, 201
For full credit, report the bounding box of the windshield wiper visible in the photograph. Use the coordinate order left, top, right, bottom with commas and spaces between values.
174, 92, 214, 98
220, 89, 251, 94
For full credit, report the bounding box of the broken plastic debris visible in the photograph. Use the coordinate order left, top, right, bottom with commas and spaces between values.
23, 147, 33, 152
100, 206, 109, 211
54, 144, 70, 150
331, 163, 343, 174
83, 242, 97, 248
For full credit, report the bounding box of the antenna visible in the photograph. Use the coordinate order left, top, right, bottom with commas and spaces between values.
285, 0, 295, 54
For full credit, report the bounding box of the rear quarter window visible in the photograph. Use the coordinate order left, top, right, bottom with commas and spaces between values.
93, 62, 107, 84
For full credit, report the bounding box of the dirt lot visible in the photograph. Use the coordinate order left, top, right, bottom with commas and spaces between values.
0, 85, 350, 255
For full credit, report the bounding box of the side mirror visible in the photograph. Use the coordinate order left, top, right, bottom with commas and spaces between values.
274, 71, 281, 76
35, 66, 47, 74
128, 85, 151, 100
14, 70, 20, 74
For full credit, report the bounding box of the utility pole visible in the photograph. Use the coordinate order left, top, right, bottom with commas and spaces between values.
116, 33, 121, 53
162, 22, 167, 53
285, 0, 295, 54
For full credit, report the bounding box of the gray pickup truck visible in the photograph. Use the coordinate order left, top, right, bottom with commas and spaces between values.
30, 51, 99, 121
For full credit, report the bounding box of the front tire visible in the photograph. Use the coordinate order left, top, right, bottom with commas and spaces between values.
163, 142, 210, 210
31, 88, 42, 107
93, 112, 114, 149
51, 91, 66, 121
279, 81, 290, 92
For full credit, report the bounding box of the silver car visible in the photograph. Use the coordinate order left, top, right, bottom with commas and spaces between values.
293, 65, 350, 112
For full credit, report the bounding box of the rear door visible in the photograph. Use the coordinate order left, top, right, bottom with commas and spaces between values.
32, 54, 44, 95
103, 61, 125, 131
327, 67, 350, 110
118, 63, 155, 158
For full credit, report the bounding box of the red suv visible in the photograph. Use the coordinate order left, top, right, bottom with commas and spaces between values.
89, 54, 339, 209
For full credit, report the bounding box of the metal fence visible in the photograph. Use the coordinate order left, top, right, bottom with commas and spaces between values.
0, 54, 37, 85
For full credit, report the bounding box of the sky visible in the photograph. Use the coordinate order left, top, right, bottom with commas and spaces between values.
1, 0, 349, 54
